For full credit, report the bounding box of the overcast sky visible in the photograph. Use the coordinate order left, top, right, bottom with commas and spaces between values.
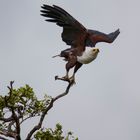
0, 0, 140, 140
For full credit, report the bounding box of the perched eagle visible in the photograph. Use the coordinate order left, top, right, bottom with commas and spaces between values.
40, 4, 120, 84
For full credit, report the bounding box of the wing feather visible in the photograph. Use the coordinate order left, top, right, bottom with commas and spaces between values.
86, 29, 120, 47
41, 4, 120, 47
41, 4, 87, 47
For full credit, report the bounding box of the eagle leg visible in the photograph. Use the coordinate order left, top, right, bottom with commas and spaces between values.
55, 57, 77, 84
55, 75, 70, 82
55, 49, 78, 84
69, 62, 83, 84
61, 71, 69, 81
55, 68, 70, 82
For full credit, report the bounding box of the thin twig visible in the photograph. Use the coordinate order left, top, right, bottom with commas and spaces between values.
0, 130, 15, 138
0, 116, 14, 122
25, 99, 54, 140
53, 82, 73, 102
20, 114, 40, 124
0, 135, 9, 140
11, 108, 21, 140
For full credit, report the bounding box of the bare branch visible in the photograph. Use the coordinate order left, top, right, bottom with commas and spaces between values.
53, 82, 73, 102
25, 81, 73, 140
11, 108, 21, 140
8, 120, 16, 132
7, 81, 14, 100
0, 116, 14, 122
20, 114, 40, 124
0, 129, 15, 138
25, 99, 54, 140
0, 135, 9, 140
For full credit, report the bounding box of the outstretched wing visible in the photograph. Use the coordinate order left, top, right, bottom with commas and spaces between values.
86, 29, 120, 47
41, 4, 87, 47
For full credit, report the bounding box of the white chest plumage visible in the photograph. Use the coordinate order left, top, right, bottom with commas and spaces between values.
77, 47, 98, 64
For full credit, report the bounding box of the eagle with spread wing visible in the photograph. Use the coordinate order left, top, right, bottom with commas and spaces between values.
40, 4, 120, 84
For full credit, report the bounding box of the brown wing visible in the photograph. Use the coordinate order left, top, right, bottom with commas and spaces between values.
86, 29, 120, 47
41, 4, 87, 47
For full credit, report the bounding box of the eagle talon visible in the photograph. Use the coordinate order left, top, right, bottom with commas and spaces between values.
62, 75, 69, 81
55, 75, 70, 82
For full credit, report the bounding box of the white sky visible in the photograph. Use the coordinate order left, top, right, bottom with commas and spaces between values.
0, 0, 140, 140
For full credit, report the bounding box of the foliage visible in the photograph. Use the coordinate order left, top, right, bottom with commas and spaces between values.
0, 81, 78, 140
34, 123, 78, 140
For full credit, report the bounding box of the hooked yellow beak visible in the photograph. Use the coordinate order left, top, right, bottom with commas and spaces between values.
93, 48, 100, 53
